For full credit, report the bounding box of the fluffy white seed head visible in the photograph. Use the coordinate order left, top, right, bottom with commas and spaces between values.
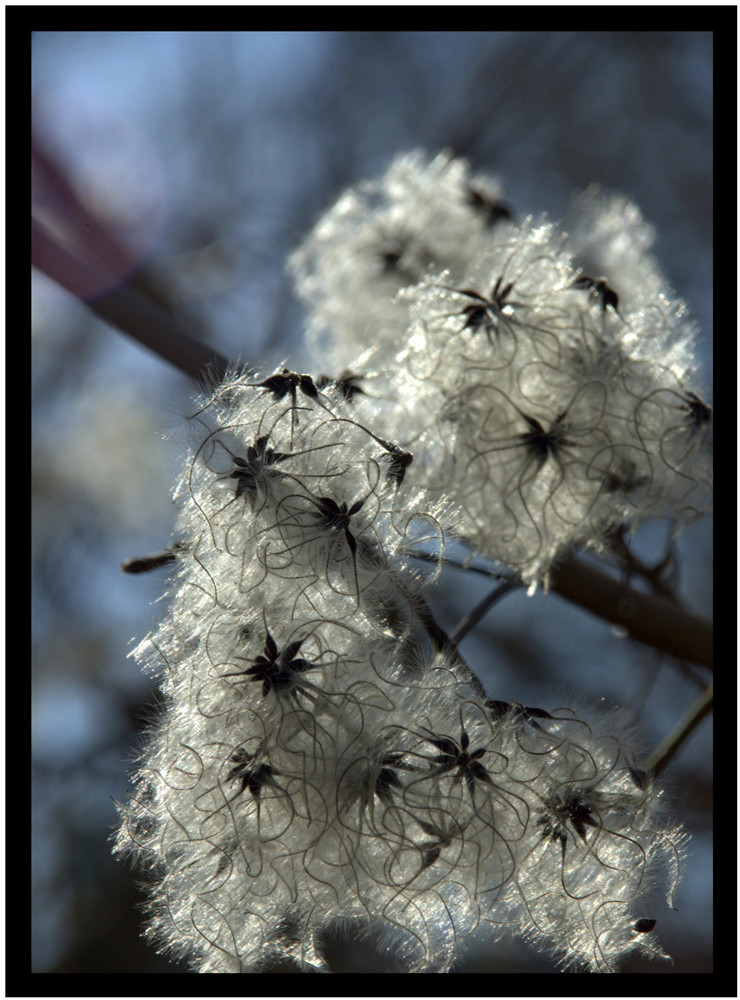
289, 149, 508, 373
289, 154, 711, 583
116, 148, 704, 973
115, 365, 689, 973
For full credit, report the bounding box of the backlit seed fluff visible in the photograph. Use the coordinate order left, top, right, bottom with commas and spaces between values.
115, 364, 690, 973
289, 151, 711, 584
116, 151, 704, 974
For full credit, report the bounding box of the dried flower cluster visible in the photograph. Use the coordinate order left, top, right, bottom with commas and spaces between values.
116, 151, 708, 973
290, 150, 712, 584
116, 373, 687, 974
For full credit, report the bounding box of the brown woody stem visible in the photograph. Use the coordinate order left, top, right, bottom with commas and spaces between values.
549, 554, 712, 670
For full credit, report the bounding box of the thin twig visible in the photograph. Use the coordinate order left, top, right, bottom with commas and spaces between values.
605, 527, 682, 604
448, 581, 521, 644
121, 548, 179, 574
642, 681, 713, 777
415, 597, 488, 701
412, 549, 712, 670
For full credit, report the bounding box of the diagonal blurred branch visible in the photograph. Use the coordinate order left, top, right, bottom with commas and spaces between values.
32, 130, 230, 384
32, 219, 230, 383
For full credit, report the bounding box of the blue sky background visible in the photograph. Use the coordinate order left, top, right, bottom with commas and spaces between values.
32, 30, 713, 974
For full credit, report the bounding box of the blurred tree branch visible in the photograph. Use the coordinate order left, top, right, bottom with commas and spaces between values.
32, 220, 229, 383
32, 131, 230, 384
